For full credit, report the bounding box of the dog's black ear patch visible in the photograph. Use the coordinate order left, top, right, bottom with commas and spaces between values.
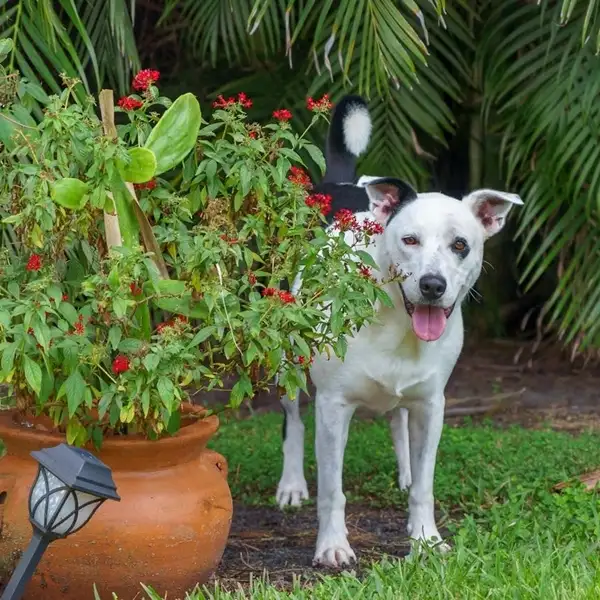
362, 177, 417, 224
311, 182, 371, 226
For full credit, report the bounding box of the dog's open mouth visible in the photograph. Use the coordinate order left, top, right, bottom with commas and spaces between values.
400, 286, 455, 342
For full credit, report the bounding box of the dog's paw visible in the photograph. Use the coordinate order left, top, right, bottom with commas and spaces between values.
313, 539, 356, 568
276, 477, 309, 508
398, 471, 412, 491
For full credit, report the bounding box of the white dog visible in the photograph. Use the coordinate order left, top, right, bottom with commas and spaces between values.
276, 95, 523, 568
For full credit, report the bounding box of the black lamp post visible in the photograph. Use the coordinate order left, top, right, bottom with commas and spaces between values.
1, 443, 120, 600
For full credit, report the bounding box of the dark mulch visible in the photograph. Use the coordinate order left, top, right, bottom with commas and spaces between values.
211, 504, 448, 590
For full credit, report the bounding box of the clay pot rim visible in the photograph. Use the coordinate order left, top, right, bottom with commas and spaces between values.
0, 402, 218, 450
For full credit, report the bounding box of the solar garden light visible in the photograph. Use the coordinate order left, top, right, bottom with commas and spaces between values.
1, 443, 120, 600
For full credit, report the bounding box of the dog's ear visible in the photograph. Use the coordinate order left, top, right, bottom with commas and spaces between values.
358, 177, 417, 224
463, 189, 523, 239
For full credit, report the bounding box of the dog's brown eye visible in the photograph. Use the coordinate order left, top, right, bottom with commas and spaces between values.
453, 240, 465, 252
402, 236, 418, 246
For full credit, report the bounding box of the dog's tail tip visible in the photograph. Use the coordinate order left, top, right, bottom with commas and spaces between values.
334, 95, 372, 157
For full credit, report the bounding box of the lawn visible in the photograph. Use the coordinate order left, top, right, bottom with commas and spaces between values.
179, 408, 600, 600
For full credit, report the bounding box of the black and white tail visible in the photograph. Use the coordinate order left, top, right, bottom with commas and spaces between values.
322, 95, 372, 185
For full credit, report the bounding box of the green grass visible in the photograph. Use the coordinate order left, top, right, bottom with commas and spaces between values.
141, 409, 600, 600
70, 408, 600, 598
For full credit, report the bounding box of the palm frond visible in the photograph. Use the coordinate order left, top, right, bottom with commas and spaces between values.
0, 0, 139, 109
481, 0, 600, 348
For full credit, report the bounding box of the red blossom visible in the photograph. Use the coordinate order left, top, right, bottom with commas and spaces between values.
333, 209, 359, 232
117, 96, 143, 111
237, 92, 253, 109
62, 293, 69, 301
262, 287, 278, 297
132, 69, 160, 92
74, 314, 85, 335
273, 109, 292, 122
220, 234, 239, 244
130, 282, 143, 296
248, 272, 257, 285
213, 92, 253, 109
112, 355, 131, 374
27, 327, 34, 335
134, 179, 157, 191
26, 254, 42, 272
213, 95, 236, 109
156, 315, 188, 334
298, 355, 314, 366
278, 290, 295, 304
248, 130, 258, 139
288, 166, 312, 188
307, 94, 333, 112
361, 219, 384, 236
359, 264, 373, 279
305, 192, 332, 216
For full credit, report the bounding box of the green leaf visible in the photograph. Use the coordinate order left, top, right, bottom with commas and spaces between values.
144, 93, 202, 175
304, 143, 326, 175
51, 178, 89, 210
230, 372, 253, 408
65, 369, 86, 418
23, 355, 42, 395
188, 326, 217, 347
108, 326, 122, 350
1, 343, 18, 376
157, 377, 175, 407
119, 147, 157, 183
143, 353, 160, 372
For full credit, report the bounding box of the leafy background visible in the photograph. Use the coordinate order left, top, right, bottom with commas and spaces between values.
2, 0, 600, 350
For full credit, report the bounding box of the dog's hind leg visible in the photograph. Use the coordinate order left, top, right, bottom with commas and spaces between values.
276, 394, 309, 508
390, 407, 412, 491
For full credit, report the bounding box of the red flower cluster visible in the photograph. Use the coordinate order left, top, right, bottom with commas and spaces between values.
132, 69, 160, 92
298, 355, 314, 365
305, 193, 332, 216
332, 211, 384, 236
362, 219, 384, 236
156, 315, 188, 334
213, 92, 253, 109
307, 94, 333, 112
26, 254, 42, 271
117, 96, 143, 111
288, 166, 312, 188
74, 314, 85, 335
62, 293, 69, 301
262, 288, 296, 304
273, 109, 292, 122
112, 355, 130, 374
248, 130, 258, 139
333, 208, 359, 231
134, 179, 157, 191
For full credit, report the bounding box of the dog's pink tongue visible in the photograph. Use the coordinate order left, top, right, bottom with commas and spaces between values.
411, 305, 447, 342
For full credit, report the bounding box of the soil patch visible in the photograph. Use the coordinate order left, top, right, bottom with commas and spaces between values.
211, 504, 448, 590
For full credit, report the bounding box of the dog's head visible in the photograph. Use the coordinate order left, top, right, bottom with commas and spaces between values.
359, 177, 523, 342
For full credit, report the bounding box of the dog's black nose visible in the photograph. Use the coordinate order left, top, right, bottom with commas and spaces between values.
419, 274, 447, 301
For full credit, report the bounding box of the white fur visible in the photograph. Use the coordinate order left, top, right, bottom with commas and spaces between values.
278, 183, 522, 567
342, 106, 372, 157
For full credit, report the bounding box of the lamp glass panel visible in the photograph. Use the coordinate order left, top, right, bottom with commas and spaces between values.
29, 468, 67, 530
51, 491, 102, 536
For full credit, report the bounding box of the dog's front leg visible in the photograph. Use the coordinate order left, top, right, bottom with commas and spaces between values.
313, 392, 356, 568
407, 395, 449, 551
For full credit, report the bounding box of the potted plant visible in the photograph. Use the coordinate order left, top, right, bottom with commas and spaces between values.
0, 41, 389, 598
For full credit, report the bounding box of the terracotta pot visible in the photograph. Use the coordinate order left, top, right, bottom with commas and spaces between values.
0, 405, 233, 599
